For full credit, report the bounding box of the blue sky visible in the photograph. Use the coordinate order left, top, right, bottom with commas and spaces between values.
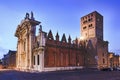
0, 0, 120, 58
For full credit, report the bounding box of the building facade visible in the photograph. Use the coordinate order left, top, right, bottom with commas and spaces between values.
0, 59, 2, 69
2, 50, 16, 69
80, 11, 108, 69
15, 11, 109, 71
108, 52, 119, 68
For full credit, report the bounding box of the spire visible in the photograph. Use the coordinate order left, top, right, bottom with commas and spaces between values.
61, 33, 67, 43
68, 35, 71, 44
48, 30, 54, 40
56, 32, 59, 41
25, 13, 29, 19
31, 11, 34, 20
75, 37, 78, 44
39, 25, 42, 33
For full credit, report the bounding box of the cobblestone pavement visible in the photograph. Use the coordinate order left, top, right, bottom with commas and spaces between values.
0, 69, 120, 80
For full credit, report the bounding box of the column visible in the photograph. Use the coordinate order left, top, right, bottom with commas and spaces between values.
35, 54, 37, 70
17, 42, 19, 68
29, 33, 32, 69
41, 51, 44, 71
18, 42, 20, 68
25, 33, 29, 69
19, 40, 21, 69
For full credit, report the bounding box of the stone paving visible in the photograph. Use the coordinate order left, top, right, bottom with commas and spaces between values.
0, 69, 120, 80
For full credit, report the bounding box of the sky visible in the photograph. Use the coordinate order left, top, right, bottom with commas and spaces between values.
0, 0, 120, 59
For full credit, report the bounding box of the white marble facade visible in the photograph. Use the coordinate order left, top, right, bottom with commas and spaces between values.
15, 12, 46, 71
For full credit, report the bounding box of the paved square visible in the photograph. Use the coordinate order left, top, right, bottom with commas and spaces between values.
0, 69, 120, 80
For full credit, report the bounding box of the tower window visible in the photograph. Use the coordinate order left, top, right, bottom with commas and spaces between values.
83, 20, 88, 24
83, 26, 87, 29
88, 18, 93, 22
89, 24, 93, 28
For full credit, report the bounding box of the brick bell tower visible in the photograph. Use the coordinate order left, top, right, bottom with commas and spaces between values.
81, 11, 103, 40
80, 11, 108, 69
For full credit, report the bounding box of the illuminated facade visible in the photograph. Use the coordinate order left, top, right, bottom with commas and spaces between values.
80, 11, 108, 68
15, 12, 84, 71
2, 50, 16, 69
108, 52, 119, 68
15, 11, 109, 71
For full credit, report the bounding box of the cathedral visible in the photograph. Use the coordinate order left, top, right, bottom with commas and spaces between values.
15, 11, 108, 72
